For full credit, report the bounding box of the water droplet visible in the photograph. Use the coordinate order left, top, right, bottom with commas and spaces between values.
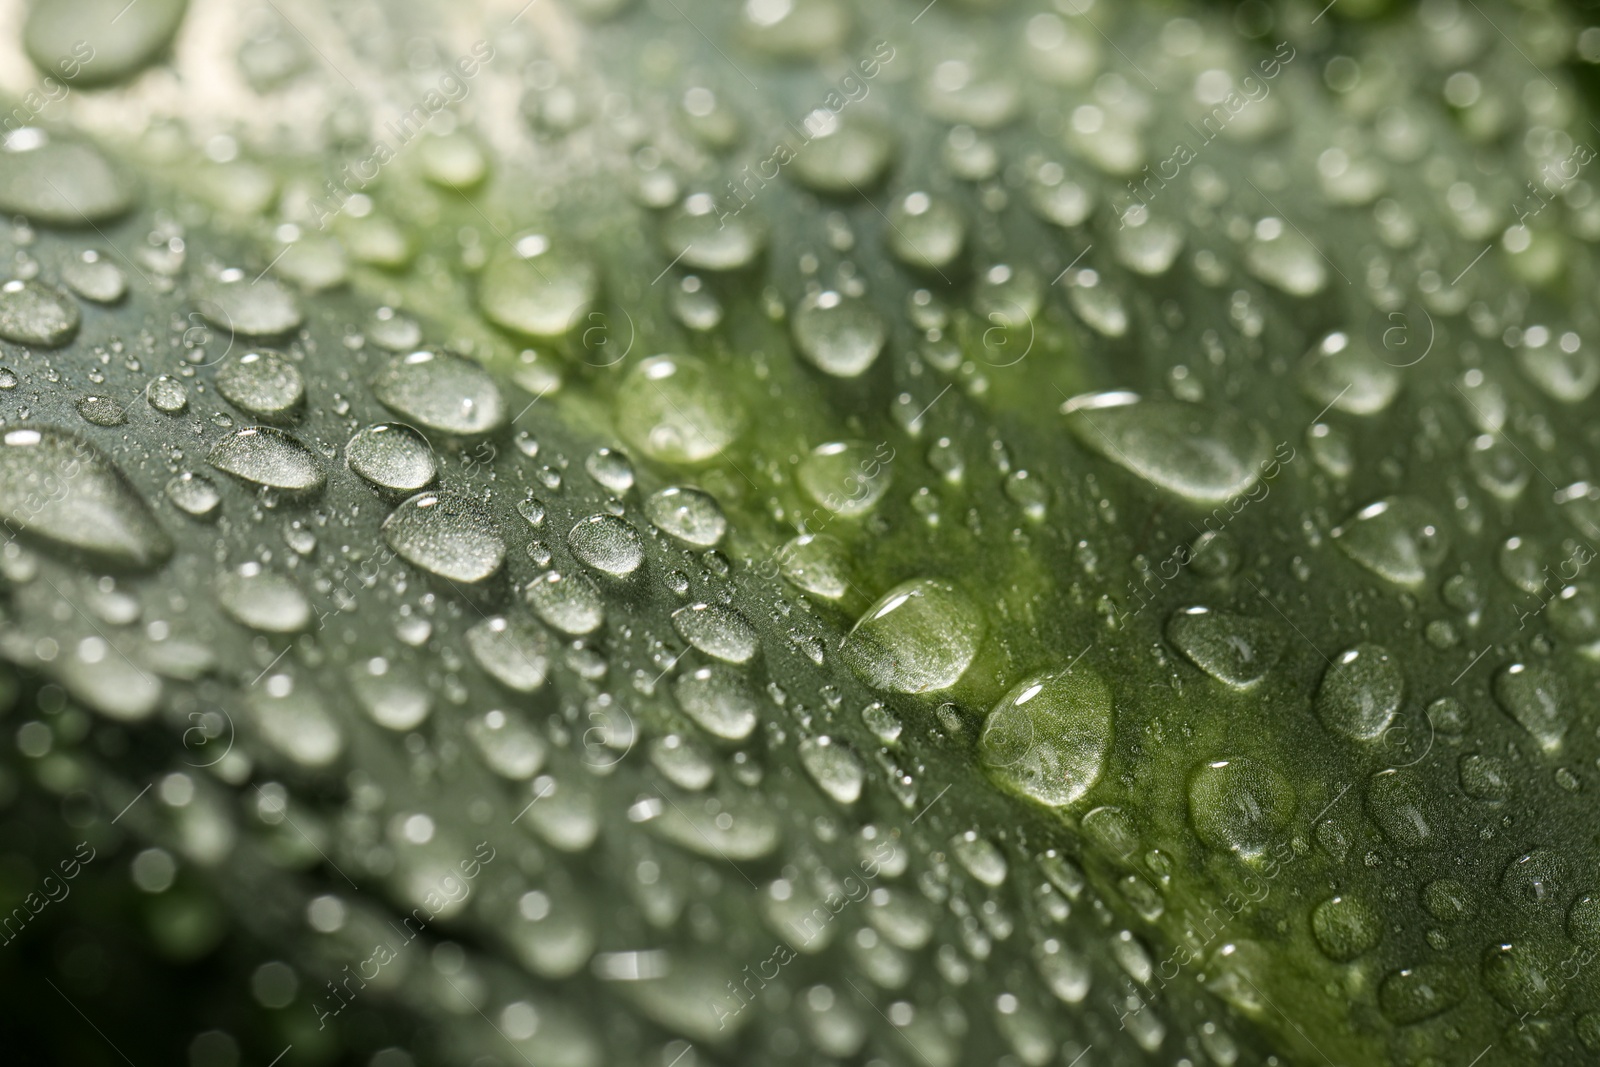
61, 249, 127, 304
1300, 331, 1401, 415
0, 279, 79, 346
164, 471, 220, 519
674, 663, 758, 740
466, 615, 551, 692
1493, 662, 1569, 752
478, 238, 598, 338
979, 665, 1112, 807
1482, 940, 1567, 1015
1458, 752, 1512, 800
467, 709, 546, 779
616, 354, 743, 463
0, 130, 134, 223
25, 0, 187, 86
1315, 643, 1402, 741
1332, 497, 1448, 587
671, 602, 759, 663
1378, 965, 1463, 1024
208, 426, 325, 491
1517, 331, 1600, 402
382, 490, 505, 583
249, 680, 342, 768
1062, 392, 1269, 504
842, 578, 985, 693
789, 109, 893, 191
1166, 607, 1282, 688
146, 375, 188, 414
793, 291, 886, 377
346, 423, 436, 492
373, 350, 506, 436
798, 736, 864, 804
523, 570, 605, 635
1245, 221, 1327, 295
420, 130, 487, 190
1187, 758, 1294, 858
797, 440, 892, 516
218, 564, 311, 633
343, 657, 430, 731
567, 514, 644, 577
1365, 768, 1436, 849
777, 533, 853, 600
661, 194, 765, 271
216, 350, 304, 421
1114, 215, 1185, 276
584, 448, 634, 493
951, 830, 1008, 886
75, 394, 126, 426
887, 192, 965, 271
194, 271, 303, 337
645, 486, 726, 548
0, 427, 171, 569
1310, 895, 1381, 961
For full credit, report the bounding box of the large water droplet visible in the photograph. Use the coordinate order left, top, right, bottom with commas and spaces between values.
798, 736, 864, 804
478, 237, 598, 338
1062, 392, 1269, 504
0, 427, 171, 569
790, 111, 892, 191
208, 426, 325, 491
793, 291, 886, 377
216, 350, 304, 421
1365, 768, 1436, 849
24, 0, 187, 87
0, 279, 79, 346
841, 578, 985, 693
797, 441, 892, 516
1310, 895, 1381, 961
979, 665, 1112, 807
249, 679, 342, 768
1165, 607, 1282, 689
346, 423, 436, 492
1300, 331, 1401, 415
382, 490, 506, 583
349, 657, 431, 731
887, 192, 965, 271
1315, 643, 1403, 741
1187, 758, 1294, 858
567, 514, 644, 577
645, 487, 726, 548
1493, 662, 1569, 752
218, 564, 311, 633
674, 663, 759, 740
523, 570, 605, 635
671, 602, 759, 664
1245, 221, 1327, 295
0, 130, 134, 223
661, 194, 765, 271
1332, 497, 1448, 587
373, 350, 506, 436
1378, 965, 1463, 1024
465, 615, 551, 693
616, 354, 743, 463
777, 533, 854, 600
194, 271, 303, 337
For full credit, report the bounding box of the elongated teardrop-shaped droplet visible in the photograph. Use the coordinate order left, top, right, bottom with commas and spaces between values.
1062, 392, 1269, 504
382, 490, 505, 583
208, 426, 325, 491
0, 427, 171, 569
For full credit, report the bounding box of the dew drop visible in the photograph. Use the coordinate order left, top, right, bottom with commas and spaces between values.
841, 578, 985, 693
382, 490, 506, 583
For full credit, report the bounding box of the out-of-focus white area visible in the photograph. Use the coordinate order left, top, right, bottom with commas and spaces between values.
0, 0, 581, 158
